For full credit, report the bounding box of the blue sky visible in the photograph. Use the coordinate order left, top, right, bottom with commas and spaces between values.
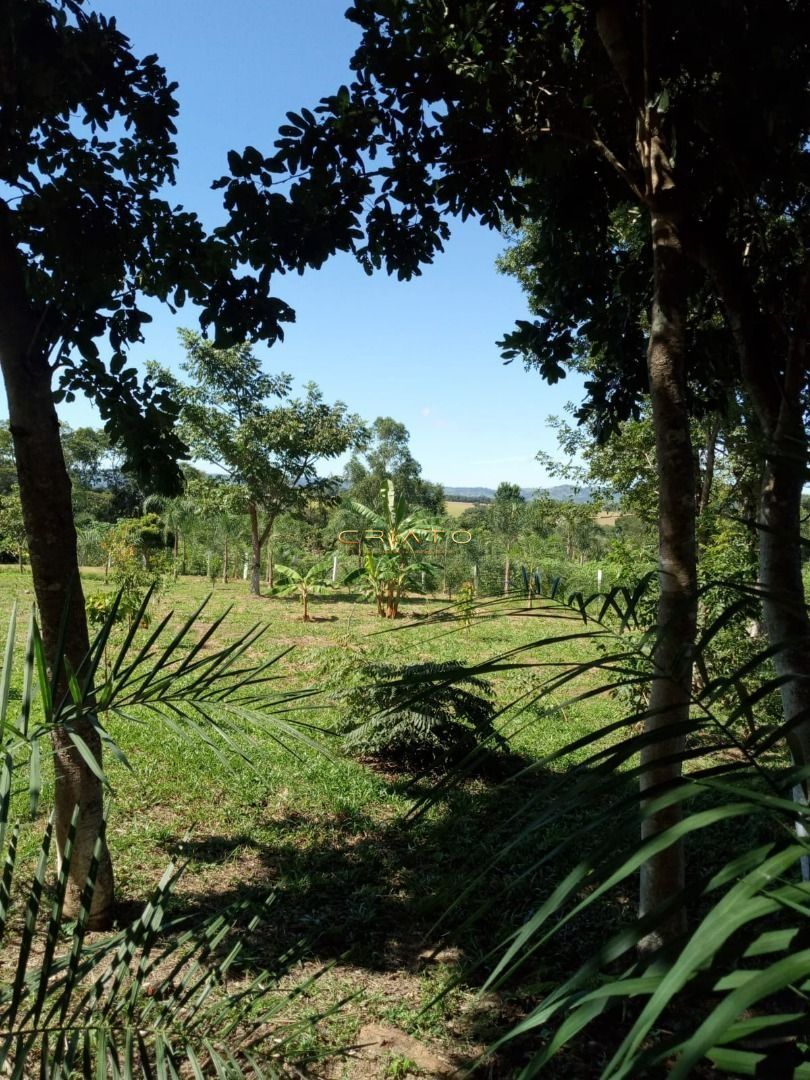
7, 0, 588, 490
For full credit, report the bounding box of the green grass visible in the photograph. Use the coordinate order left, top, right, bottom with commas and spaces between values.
0, 566, 645, 1075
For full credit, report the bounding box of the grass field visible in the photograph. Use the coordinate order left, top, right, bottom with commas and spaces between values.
0, 567, 652, 1076
444, 500, 478, 517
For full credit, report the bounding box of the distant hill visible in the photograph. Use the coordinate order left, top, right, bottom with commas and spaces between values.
443, 484, 593, 503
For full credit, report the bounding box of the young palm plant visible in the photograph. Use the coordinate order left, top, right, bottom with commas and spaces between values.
0, 599, 336, 1076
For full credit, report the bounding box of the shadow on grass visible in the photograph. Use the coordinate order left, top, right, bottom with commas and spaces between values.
155, 758, 635, 982
132, 752, 780, 1078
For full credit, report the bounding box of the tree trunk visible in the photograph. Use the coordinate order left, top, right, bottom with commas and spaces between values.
503, 556, 510, 596
302, 592, 309, 621
695, 234, 810, 780
266, 541, 274, 588
758, 406, 810, 769
697, 420, 719, 519
0, 345, 113, 928
639, 212, 697, 946
248, 502, 262, 596
223, 536, 228, 583
596, 0, 697, 945
0, 211, 113, 927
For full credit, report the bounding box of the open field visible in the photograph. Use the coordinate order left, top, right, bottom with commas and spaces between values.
0, 566, 639, 1077
444, 500, 479, 517
445, 501, 621, 528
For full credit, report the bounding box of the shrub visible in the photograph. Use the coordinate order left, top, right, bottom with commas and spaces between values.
333, 656, 503, 765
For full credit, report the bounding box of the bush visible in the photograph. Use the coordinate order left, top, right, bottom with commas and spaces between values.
331, 655, 503, 766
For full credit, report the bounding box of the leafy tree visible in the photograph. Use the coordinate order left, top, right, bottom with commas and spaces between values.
221, 0, 810, 938
0, 487, 27, 570
488, 483, 525, 595
0, 0, 293, 923
344, 416, 444, 514
61, 426, 110, 490
187, 476, 248, 584
164, 330, 367, 596
0, 427, 18, 494
143, 484, 201, 575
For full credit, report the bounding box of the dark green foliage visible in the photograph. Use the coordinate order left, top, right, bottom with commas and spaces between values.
1, 0, 294, 494
343, 416, 445, 515
0, 811, 321, 1078
408, 579, 810, 1075
335, 658, 502, 765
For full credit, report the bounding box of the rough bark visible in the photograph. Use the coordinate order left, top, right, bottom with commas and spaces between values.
638, 214, 696, 945
0, 215, 113, 925
757, 399, 810, 769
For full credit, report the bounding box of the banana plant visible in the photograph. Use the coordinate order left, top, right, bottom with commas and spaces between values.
344, 480, 438, 617
272, 560, 335, 620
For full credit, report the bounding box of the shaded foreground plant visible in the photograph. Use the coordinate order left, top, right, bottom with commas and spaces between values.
0, 593, 345, 1075
3, 586, 328, 930
330, 653, 503, 766
0, 806, 337, 1077
405, 578, 810, 1076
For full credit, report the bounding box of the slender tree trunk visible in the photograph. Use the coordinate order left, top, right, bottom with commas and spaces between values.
0, 212, 113, 927
248, 502, 262, 596
639, 212, 696, 945
596, 0, 697, 945
302, 592, 309, 621
696, 237, 810, 775
266, 541, 274, 588
223, 536, 228, 583
0, 339, 114, 927
758, 403, 810, 768
697, 420, 719, 519
503, 556, 510, 596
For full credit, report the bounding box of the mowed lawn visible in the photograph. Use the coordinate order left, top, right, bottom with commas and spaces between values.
0, 565, 628, 1076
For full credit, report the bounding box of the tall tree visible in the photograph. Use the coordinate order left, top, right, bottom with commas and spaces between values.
165, 331, 367, 596
0, 0, 292, 922
489, 483, 525, 594
344, 416, 445, 514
